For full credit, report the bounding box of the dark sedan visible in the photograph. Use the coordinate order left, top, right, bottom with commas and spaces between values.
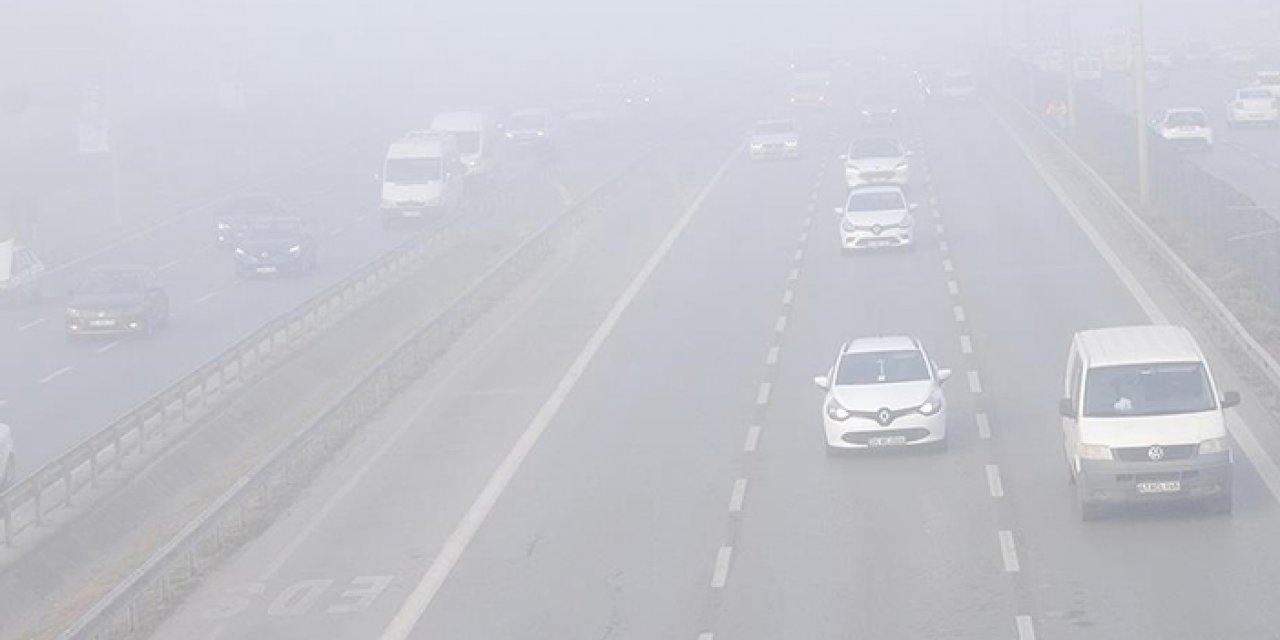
65, 265, 169, 338
233, 217, 317, 278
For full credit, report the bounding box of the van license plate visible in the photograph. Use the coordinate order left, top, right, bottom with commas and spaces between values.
867, 436, 907, 447
1136, 481, 1181, 494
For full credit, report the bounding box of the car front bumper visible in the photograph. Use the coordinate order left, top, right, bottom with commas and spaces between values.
66, 313, 149, 335
1078, 452, 1231, 505
824, 411, 946, 449
840, 226, 913, 250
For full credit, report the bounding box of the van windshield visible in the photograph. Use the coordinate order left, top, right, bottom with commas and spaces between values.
1083, 362, 1216, 417
385, 157, 442, 185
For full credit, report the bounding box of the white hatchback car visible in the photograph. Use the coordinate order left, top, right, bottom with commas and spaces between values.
836, 186, 916, 250
1228, 87, 1279, 126
842, 137, 910, 189
815, 337, 951, 452
0, 423, 14, 490
1154, 108, 1213, 149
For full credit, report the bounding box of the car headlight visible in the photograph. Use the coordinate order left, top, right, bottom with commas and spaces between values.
840, 218, 854, 232
1199, 436, 1231, 455
504, 131, 515, 138
825, 398, 851, 421
889, 108, 898, 114
918, 390, 944, 416
900, 214, 913, 228
861, 109, 871, 116
785, 140, 798, 147
895, 161, 908, 170
536, 130, 546, 137
65, 308, 84, 318
234, 247, 248, 256
1077, 443, 1113, 460
288, 245, 302, 254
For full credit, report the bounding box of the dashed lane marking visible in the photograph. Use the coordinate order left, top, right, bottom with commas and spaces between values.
939, 240, 950, 252
967, 370, 983, 393
194, 291, 219, 304
943, 259, 954, 272
960, 335, 973, 354
948, 280, 960, 295
986, 464, 1005, 498
766, 346, 780, 366
97, 341, 120, 354
1016, 615, 1037, 640
782, 290, 794, 305
999, 530, 1021, 572
18, 318, 47, 332
710, 546, 734, 588
744, 425, 761, 452
976, 412, 992, 439
729, 478, 748, 513
794, 248, 804, 261
953, 305, 966, 322
788, 268, 799, 281
775, 316, 788, 332
756, 382, 772, 405
39, 366, 73, 384
935, 223, 945, 235
799, 231, 809, 243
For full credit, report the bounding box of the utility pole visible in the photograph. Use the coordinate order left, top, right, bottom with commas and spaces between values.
1063, 0, 1077, 137
1134, 0, 1152, 206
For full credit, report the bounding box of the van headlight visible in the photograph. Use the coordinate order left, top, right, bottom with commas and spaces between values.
1198, 436, 1231, 455
1077, 443, 1113, 460
825, 398, 851, 421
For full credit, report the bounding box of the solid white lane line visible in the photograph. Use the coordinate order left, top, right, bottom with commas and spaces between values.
960, 335, 973, 354
193, 291, 218, 304
775, 316, 788, 332
39, 366, 73, 384
744, 425, 761, 452
967, 370, 983, 393
986, 464, 1005, 498
18, 318, 47, 331
943, 259, 954, 272
756, 382, 772, 405
96, 341, 120, 354
729, 478, 748, 513
710, 546, 734, 588
948, 280, 960, 295
782, 290, 794, 305
766, 346, 780, 365
1016, 616, 1037, 640
377, 143, 742, 640
953, 305, 966, 322
976, 412, 992, 439
999, 531, 1020, 572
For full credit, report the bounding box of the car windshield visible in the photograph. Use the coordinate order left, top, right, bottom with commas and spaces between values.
76, 271, 143, 295
1083, 363, 1216, 417
850, 139, 903, 158
1240, 89, 1273, 100
755, 122, 795, 135
1258, 73, 1280, 85
384, 157, 443, 184
837, 350, 930, 385
509, 114, 547, 130
845, 191, 906, 212
244, 221, 302, 240
1167, 111, 1207, 127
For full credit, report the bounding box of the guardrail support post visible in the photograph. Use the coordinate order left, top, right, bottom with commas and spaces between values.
90, 446, 100, 488
3, 498, 12, 547
33, 475, 44, 526
64, 463, 73, 508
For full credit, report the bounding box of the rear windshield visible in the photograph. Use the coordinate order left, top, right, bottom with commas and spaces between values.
1083, 362, 1216, 417
845, 191, 906, 212
837, 350, 929, 385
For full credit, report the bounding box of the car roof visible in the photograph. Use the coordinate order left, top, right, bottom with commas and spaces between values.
1075, 325, 1204, 367
843, 336, 922, 355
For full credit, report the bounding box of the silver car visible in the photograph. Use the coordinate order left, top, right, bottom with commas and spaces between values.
843, 137, 910, 189
748, 119, 801, 159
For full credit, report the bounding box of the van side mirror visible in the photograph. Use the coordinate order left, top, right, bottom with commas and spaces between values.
1058, 398, 1077, 419
813, 375, 831, 390
1221, 391, 1241, 409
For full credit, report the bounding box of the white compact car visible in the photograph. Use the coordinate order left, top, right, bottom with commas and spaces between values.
836, 186, 916, 250
748, 119, 801, 159
814, 337, 951, 452
1154, 108, 1213, 149
1227, 87, 1279, 126
0, 423, 14, 490
842, 137, 910, 189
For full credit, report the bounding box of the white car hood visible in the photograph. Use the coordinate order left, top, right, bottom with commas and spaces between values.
831, 380, 933, 412
846, 156, 905, 171
1078, 409, 1223, 447
382, 181, 443, 203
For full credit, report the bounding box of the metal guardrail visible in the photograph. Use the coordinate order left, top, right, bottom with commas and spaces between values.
0, 218, 453, 550
54, 131, 672, 639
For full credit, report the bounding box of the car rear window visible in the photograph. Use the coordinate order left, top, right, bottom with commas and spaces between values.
837, 350, 930, 385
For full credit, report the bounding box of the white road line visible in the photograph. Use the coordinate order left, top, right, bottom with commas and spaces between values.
192, 243, 214, 256
18, 318, 47, 331
939, 240, 950, 252
756, 382, 772, 405
807, 202, 816, 212
986, 464, 1005, 498
948, 280, 960, 295
729, 478, 748, 513
809, 192, 818, 202
1016, 615, 1037, 640
935, 223, 945, 235
158, 260, 180, 272
929, 195, 939, 206
744, 425, 761, 452
698, 633, 715, 640
999, 530, 1021, 572
96, 341, 120, 354
794, 248, 804, 261
775, 316, 788, 332
710, 546, 734, 588
953, 305, 966, 322
967, 370, 983, 394
39, 366, 73, 384
960, 334, 973, 354
193, 291, 218, 304
376, 142, 743, 640
788, 268, 799, 281
932, 209, 942, 220
328, 227, 345, 238
766, 345, 780, 365
976, 412, 992, 439
782, 290, 794, 305
943, 259, 954, 272
799, 231, 809, 243
803, 216, 813, 228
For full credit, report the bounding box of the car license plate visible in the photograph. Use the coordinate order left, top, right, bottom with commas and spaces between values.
1136, 481, 1182, 494
255, 266, 278, 274
867, 239, 893, 248
867, 435, 907, 447
402, 210, 423, 218
88, 319, 116, 327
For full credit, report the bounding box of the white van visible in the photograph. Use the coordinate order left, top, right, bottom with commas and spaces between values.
0, 240, 45, 304
430, 111, 497, 177
378, 132, 466, 225
1058, 326, 1238, 520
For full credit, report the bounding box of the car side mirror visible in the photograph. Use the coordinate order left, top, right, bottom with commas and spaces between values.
936, 368, 952, 383
905, 150, 915, 157
909, 203, 920, 211
1221, 390, 1241, 409
1058, 398, 1077, 419
833, 206, 845, 214
813, 375, 831, 390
